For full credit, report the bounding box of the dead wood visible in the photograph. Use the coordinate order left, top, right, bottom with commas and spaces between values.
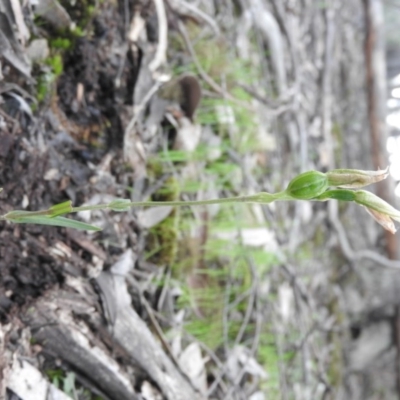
21, 288, 139, 400
18, 269, 202, 400
96, 270, 203, 400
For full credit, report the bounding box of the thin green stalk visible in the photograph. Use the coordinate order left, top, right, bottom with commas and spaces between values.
72, 203, 112, 213
71, 192, 289, 213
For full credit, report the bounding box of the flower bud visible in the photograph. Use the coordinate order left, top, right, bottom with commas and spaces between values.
286, 171, 328, 200
326, 167, 388, 189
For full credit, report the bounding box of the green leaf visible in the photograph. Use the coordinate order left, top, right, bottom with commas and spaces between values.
49, 200, 73, 217
13, 215, 101, 231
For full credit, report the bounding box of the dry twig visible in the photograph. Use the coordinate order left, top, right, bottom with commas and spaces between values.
149, 0, 169, 72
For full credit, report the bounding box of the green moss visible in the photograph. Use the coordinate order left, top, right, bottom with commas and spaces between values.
45, 54, 63, 76
35, 54, 64, 103
146, 214, 179, 265
34, 0, 102, 103
71, 26, 85, 37
146, 157, 165, 178
184, 314, 223, 349
50, 38, 72, 50
146, 177, 180, 266
59, 0, 98, 33
36, 74, 55, 103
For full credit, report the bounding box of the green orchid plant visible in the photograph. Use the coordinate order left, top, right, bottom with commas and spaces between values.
0, 167, 398, 233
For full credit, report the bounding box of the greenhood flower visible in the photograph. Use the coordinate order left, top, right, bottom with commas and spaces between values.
326, 167, 388, 189
354, 190, 400, 234
285, 167, 388, 201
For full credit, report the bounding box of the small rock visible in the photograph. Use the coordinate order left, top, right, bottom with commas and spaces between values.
34, 0, 72, 30
26, 39, 49, 62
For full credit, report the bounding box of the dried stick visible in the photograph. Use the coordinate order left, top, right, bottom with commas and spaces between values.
169, 0, 220, 36
149, 0, 168, 72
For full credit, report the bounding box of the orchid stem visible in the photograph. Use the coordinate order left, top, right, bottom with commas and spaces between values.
71, 194, 277, 213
